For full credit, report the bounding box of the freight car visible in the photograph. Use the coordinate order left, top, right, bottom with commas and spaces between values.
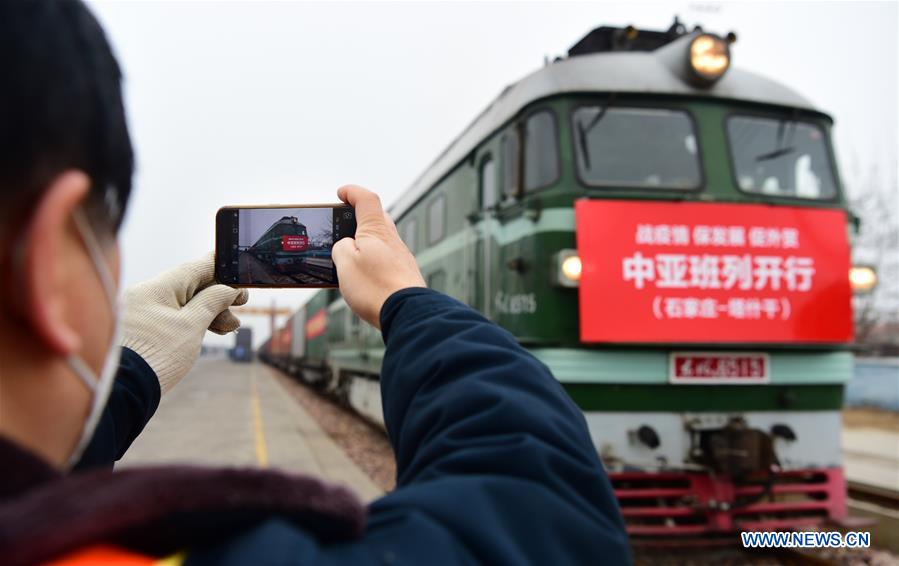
249, 216, 310, 273
261, 20, 876, 541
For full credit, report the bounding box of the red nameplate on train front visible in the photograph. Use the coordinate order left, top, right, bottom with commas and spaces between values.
282, 235, 309, 251
575, 200, 854, 344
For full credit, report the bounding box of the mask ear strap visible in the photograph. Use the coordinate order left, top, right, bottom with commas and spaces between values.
66, 355, 99, 393
72, 208, 116, 304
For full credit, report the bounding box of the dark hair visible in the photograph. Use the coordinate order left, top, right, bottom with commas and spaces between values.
0, 0, 133, 236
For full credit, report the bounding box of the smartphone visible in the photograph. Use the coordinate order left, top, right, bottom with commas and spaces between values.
215, 204, 356, 288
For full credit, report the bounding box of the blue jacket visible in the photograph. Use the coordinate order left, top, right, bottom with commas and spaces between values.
82, 288, 632, 565
73, 346, 161, 471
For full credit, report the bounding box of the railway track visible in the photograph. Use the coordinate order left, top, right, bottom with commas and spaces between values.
849, 481, 899, 510
846, 480, 899, 556
288, 271, 329, 285
288, 259, 335, 285
239, 251, 335, 285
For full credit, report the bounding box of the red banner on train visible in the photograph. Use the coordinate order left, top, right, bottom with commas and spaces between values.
305, 309, 327, 340
575, 200, 853, 344
282, 235, 309, 251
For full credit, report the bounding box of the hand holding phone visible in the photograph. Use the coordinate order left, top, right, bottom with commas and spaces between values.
215, 204, 356, 288
331, 185, 425, 328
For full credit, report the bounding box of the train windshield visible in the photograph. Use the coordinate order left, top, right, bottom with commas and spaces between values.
573, 106, 701, 190
727, 116, 837, 200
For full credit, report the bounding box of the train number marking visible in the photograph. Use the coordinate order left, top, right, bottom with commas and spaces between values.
494, 291, 537, 315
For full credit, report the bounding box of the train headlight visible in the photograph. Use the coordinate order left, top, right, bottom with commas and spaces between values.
554, 250, 581, 287
849, 265, 877, 294
689, 34, 730, 84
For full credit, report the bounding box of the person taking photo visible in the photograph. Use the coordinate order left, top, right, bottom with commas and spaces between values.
0, 1, 630, 564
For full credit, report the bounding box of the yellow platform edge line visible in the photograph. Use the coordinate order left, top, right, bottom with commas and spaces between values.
250, 365, 269, 468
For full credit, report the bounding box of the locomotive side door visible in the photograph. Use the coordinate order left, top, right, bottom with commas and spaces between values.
470, 153, 500, 318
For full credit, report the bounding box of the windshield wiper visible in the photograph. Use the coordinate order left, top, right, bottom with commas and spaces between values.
576, 101, 613, 170
755, 146, 796, 162
753, 119, 797, 162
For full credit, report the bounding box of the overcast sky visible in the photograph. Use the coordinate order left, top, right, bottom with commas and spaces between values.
87, 0, 898, 347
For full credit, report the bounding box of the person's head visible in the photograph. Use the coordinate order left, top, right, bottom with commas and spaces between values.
0, 0, 134, 467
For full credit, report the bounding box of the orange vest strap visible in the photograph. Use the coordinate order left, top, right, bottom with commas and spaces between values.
43, 544, 179, 566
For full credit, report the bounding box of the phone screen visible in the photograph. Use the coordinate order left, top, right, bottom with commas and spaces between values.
215, 205, 356, 287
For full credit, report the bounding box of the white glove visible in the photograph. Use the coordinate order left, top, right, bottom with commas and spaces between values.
121, 253, 249, 394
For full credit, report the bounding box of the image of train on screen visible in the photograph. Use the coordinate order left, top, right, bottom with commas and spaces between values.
249, 216, 310, 274
257, 19, 875, 542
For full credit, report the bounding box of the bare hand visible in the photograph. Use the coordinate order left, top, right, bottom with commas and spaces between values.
331, 185, 425, 328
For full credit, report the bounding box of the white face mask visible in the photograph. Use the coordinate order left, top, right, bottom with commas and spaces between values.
65, 209, 122, 469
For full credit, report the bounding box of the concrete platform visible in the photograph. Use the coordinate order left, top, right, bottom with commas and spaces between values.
842, 427, 899, 492
119, 356, 383, 503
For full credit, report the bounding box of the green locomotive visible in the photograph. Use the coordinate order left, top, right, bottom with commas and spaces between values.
262, 20, 872, 539
249, 216, 310, 273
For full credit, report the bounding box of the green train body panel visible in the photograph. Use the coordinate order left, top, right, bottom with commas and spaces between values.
531, 349, 853, 384
564, 384, 844, 412
303, 289, 335, 363
315, 95, 852, 412
324, 296, 382, 376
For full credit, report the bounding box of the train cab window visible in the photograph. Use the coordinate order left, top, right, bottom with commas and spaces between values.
480, 157, 498, 209
727, 116, 837, 200
524, 110, 559, 191
401, 218, 417, 253
573, 106, 701, 190
502, 130, 520, 198
427, 194, 446, 245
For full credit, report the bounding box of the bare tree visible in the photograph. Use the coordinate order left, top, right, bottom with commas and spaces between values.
313, 226, 333, 249
850, 161, 899, 349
